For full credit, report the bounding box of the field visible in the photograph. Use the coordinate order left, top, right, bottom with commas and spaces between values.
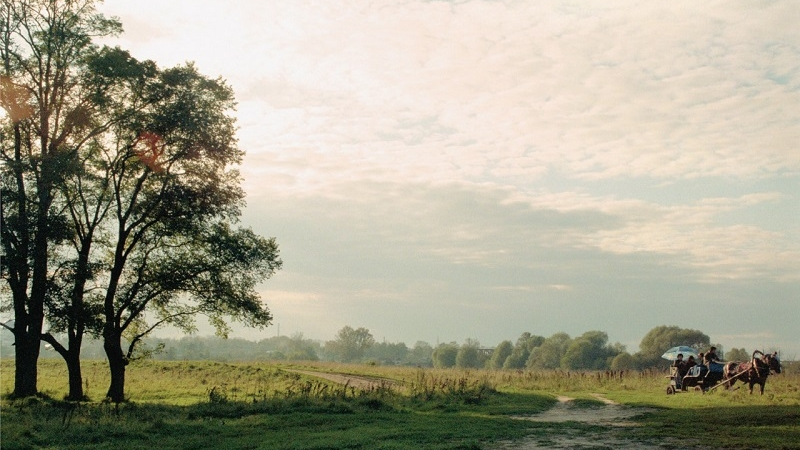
1, 359, 799, 449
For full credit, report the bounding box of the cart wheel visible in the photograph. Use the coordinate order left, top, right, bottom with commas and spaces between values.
666, 386, 675, 395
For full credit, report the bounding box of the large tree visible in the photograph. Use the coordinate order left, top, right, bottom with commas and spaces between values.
432, 342, 458, 368
455, 339, 484, 369
635, 325, 709, 368
406, 341, 433, 366
487, 340, 513, 370
365, 341, 408, 365
91, 60, 281, 403
560, 330, 623, 370
0, 0, 120, 398
37, 45, 151, 401
503, 332, 544, 369
2, 1, 282, 402
325, 326, 375, 363
526, 332, 572, 370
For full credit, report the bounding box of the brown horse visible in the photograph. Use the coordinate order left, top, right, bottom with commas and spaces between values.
723, 350, 781, 395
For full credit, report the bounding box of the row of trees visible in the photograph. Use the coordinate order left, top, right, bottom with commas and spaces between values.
23, 331, 435, 366
1, 0, 281, 402
321, 324, 743, 370
95, 325, 732, 370
463, 326, 747, 371
4, 323, 755, 387
336, 325, 751, 370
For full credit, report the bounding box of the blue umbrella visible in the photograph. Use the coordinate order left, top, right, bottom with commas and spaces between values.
661, 346, 700, 361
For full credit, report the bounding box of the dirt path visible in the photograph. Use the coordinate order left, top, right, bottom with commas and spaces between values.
287, 369, 396, 390
495, 394, 669, 450
289, 372, 673, 449
510, 393, 650, 426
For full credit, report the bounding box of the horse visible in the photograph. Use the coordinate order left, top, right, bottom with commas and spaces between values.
723, 350, 781, 395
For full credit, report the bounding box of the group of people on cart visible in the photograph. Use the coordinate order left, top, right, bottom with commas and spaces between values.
672, 346, 724, 390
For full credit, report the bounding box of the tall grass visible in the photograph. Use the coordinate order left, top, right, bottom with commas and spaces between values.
1, 360, 550, 450
3, 359, 797, 405
2, 359, 799, 450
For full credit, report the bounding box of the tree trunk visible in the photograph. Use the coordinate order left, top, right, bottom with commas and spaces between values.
8, 118, 42, 398
41, 332, 85, 401
63, 242, 91, 401
65, 353, 84, 401
10, 137, 55, 399
13, 331, 40, 398
104, 334, 127, 403
64, 330, 85, 400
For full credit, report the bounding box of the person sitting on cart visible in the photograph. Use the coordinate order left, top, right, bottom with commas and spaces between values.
672, 354, 687, 388
704, 346, 723, 374
704, 347, 720, 364
695, 352, 708, 376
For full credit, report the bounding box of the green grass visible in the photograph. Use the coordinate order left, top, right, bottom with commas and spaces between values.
2, 359, 799, 449
0, 399, 540, 450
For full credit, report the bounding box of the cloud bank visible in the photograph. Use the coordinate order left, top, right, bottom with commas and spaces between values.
101, 0, 800, 356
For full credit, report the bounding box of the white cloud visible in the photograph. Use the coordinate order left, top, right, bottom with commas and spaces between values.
101, 0, 800, 354
145, 0, 800, 187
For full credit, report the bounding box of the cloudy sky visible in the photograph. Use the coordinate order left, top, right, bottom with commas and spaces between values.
99, 0, 800, 356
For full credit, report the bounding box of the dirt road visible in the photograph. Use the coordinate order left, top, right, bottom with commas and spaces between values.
287, 369, 397, 390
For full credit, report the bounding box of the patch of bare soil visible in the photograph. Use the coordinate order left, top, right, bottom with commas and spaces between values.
494, 394, 671, 450
511, 394, 651, 426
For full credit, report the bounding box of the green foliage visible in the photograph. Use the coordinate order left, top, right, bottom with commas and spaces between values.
455, 339, 484, 369
433, 343, 459, 368
406, 341, 434, 367
636, 325, 710, 368
365, 341, 409, 365
561, 330, 623, 370
325, 326, 375, 363
610, 352, 636, 370
503, 333, 544, 369
488, 340, 513, 369
527, 332, 572, 369
141, 334, 321, 362
726, 347, 750, 362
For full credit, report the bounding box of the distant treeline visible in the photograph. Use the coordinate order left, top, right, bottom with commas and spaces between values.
3, 325, 764, 371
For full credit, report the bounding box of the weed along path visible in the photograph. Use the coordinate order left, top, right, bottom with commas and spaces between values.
495, 394, 667, 450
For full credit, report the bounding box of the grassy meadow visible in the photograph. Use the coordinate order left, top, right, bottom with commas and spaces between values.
1, 359, 799, 449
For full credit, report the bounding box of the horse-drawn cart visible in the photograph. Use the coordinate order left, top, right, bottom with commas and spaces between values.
665, 362, 724, 394
665, 349, 781, 395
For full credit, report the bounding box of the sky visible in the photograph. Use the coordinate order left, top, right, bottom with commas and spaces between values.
97, 0, 800, 357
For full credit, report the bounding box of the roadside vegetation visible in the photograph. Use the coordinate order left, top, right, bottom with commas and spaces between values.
2, 359, 798, 450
